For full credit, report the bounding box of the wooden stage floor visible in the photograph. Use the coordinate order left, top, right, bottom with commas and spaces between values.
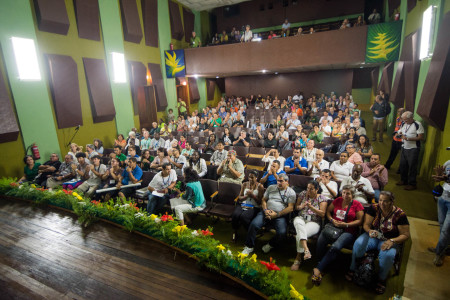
0, 199, 262, 299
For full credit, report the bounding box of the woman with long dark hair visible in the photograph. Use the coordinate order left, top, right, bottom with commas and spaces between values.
19, 155, 41, 183
356, 134, 373, 163
170, 167, 206, 225
183, 150, 207, 178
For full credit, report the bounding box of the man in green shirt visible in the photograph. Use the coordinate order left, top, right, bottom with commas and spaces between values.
210, 113, 222, 127
190, 31, 201, 48
114, 146, 127, 166
177, 98, 187, 118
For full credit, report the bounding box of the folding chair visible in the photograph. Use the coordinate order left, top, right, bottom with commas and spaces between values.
288, 174, 312, 195
103, 148, 114, 157
133, 171, 157, 206
248, 147, 266, 156
245, 156, 266, 171
324, 153, 340, 164
233, 146, 249, 157
282, 149, 294, 159
208, 181, 242, 219
323, 137, 339, 145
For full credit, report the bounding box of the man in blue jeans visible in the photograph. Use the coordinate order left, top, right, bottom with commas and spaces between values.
430, 159, 450, 266
241, 173, 295, 255
147, 163, 177, 215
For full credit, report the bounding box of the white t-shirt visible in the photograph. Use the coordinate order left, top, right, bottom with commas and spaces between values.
262, 156, 286, 171
309, 160, 330, 178
319, 180, 338, 200
321, 125, 332, 137
340, 176, 374, 204
148, 169, 178, 191
86, 164, 107, 186
400, 121, 424, 149
330, 161, 354, 182
442, 160, 450, 201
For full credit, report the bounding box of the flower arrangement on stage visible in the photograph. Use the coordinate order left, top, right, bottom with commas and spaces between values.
0, 178, 308, 300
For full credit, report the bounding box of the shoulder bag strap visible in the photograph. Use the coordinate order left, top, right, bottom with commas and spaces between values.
343, 201, 353, 222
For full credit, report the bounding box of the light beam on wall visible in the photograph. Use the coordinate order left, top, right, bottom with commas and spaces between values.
112, 52, 126, 83
420, 6, 437, 60
11, 37, 41, 81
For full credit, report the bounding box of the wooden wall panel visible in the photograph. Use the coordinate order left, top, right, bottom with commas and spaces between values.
82, 58, 116, 123
45, 54, 82, 129
128, 61, 147, 115
390, 61, 405, 107
0, 64, 19, 143
141, 0, 158, 47
188, 77, 200, 103
207, 79, 216, 100
417, 11, 450, 130
169, 1, 184, 40
225, 69, 353, 99
216, 78, 225, 93
377, 62, 394, 95
183, 7, 195, 43
73, 0, 100, 41
34, 0, 70, 35
403, 31, 421, 112
371, 68, 379, 95
147, 63, 167, 111
120, 0, 143, 44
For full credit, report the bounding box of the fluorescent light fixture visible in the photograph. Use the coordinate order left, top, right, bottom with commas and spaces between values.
216, 76, 219, 78
275, 72, 278, 75
194, 74, 198, 78
11, 37, 41, 81
262, 70, 267, 73
111, 52, 126, 83
420, 6, 436, 60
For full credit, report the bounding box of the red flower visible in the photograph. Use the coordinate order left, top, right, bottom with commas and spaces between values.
10, 182, 18, 187
161, 213, 174, 222
260, 257, 280, 271
90, 200, 102, 206
201, 229, 214, 236
62, 189, 72, 195
129, 203, 139, 211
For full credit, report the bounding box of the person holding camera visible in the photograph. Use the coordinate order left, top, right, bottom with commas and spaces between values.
346, 191, 410, 294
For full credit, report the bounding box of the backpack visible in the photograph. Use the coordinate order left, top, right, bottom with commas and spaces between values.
353, 251, 377, 288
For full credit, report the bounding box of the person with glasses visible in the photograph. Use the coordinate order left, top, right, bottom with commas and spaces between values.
241, 173, 296, 255
346, 191, 410, 294
346, 143, 363, 165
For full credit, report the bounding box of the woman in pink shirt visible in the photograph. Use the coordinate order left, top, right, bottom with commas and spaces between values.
346, 143, 363, 165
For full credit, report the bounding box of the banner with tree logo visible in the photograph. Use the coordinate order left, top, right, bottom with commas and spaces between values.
365, 21, 403, 63
165, 50, 186, 78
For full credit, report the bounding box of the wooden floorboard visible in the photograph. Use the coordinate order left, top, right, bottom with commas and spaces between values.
0, 199, 262, 300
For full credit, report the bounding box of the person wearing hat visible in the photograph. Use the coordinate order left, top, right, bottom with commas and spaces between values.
217, 150, 245, 183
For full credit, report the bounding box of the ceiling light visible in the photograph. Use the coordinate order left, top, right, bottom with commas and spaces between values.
262, 70, 267, 73
216, 76, 219, 78
194, 74, 198, 78
275, 72, 278, 75
11, 37, 41, 81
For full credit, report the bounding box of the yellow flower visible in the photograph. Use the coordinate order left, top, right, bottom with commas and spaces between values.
216, 244, 226, 252
31, 184, 36, 188
72, 192, 79, 197
150, 214, 158, 221
172, 225, 187, 236
250, 254, 257, 263
237, 252, 248, 264
289, 284, 304, 300
76, 195, 83, 200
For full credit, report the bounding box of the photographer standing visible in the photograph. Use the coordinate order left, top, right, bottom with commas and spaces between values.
370, 92, 391, 142
396, 111, 424, 191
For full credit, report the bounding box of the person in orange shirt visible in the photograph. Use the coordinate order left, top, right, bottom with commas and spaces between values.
292, 103, 303, 117
385, 108, 405, 170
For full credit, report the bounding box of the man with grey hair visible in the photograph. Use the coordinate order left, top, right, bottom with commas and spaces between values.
396, 111, 424, 190
242, 173, 295, 255
46, 155, 77, 189
85, 144, 98, 163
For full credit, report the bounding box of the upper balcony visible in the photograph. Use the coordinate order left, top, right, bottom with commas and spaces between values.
184, 26, 368, 77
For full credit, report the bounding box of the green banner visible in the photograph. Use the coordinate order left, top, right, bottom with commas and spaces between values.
365, 21, 402, 63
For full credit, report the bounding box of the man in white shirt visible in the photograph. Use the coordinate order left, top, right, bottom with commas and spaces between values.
167, 147, 186, 176
397, 111, 424, 190
164, 133, 178, 150
320, 119, 332, 137
306, 149, 329, 178
147, 163, 177, 214
319, 111, 333, 124
262, 148, 285, 171
286, 113, 301, 130
340, 164, 375, 204
316, 169, 338, 200
150, 133, 165, 150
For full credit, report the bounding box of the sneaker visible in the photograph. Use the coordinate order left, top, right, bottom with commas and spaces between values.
433, 254, 444, 267
242, 246, 254, 255
262, 243, 274, 254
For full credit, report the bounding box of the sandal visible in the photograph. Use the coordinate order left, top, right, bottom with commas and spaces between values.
375, 281, 386, 294
304, 250, 312, 260
311, 270, 322, 286
345, 270, 354, 282
290, 260, 301, 271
